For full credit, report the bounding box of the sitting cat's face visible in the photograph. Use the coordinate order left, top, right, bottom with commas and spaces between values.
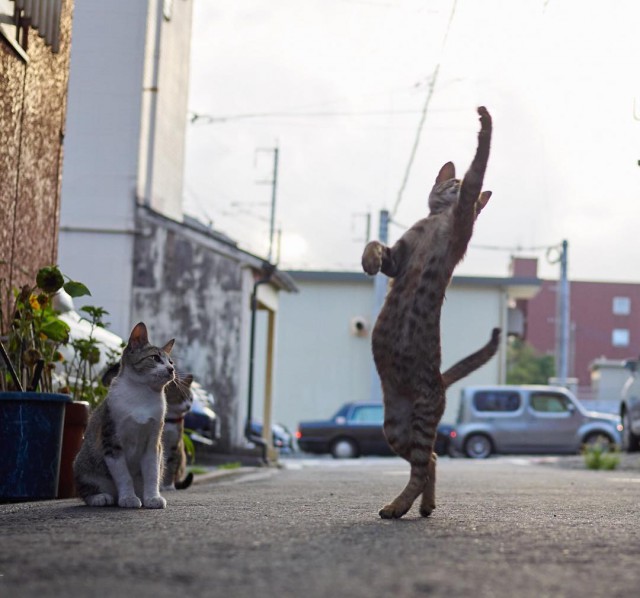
165, 374, 194, 409
121, 322, 176, 390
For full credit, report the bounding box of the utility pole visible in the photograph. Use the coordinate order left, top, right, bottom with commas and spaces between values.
556, 239, 570, 385
369, 209, 389, 402
256, 146, 279, 262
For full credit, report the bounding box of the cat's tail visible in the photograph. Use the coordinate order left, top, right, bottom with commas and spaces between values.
441, 327, 501, 388
175, 471, 194, 490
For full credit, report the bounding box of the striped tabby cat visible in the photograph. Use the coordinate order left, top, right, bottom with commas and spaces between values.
362, 106, 493, 519
162, 374, 195, 491
74, 322, 175, 509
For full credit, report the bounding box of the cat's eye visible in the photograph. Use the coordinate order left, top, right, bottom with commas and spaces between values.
151, 355, 163, 363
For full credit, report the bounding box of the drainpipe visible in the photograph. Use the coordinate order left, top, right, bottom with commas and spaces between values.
141, 0, 163, 207
245, 262, 276, 463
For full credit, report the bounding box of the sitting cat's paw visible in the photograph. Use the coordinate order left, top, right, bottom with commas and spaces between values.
118, 495, 142, 509
144, 495, 167, 509
362, 242, 383, 275
85, 493, 115, 507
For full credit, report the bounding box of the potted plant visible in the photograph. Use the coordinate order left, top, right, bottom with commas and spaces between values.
0, 266, 97, 501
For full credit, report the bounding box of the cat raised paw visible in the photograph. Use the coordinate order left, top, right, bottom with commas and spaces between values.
362, 241, 384, 275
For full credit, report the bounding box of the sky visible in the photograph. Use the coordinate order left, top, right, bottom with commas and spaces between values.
184, 0, 640, 282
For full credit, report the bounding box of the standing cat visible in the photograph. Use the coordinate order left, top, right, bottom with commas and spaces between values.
73, 322, 176, 509
162, 374, 195, 491
362, 106, 493, 519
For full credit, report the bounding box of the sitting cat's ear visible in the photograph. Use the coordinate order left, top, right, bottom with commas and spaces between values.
128, 322, 149, 350
435, 161, 456, 184
183, 374, 194, 387
162, 339, 175, 355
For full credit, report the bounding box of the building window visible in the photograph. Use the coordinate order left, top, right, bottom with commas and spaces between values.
612, 329, 630, 347
612, 296, 631, 316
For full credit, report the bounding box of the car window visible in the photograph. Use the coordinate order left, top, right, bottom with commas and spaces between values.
349, 405, 384, 423
530, 393, 571, 413
473, 391, 521, 412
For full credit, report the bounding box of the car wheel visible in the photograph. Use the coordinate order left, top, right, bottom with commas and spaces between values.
464, 434, 493, 459
583, 432, 615, 451
331, 438, 358, 459
622, 411, 640, 453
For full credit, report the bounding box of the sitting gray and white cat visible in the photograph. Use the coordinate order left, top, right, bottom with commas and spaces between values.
161, 374, 195, 491
73, 322, 175, 509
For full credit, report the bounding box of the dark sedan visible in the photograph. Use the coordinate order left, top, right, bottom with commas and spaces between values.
296, 402, 454, 459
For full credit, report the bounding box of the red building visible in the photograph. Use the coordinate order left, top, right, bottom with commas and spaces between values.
513, 258, 640, 390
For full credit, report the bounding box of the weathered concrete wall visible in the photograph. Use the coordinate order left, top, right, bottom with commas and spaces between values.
0, 1, 74, 321
132, 209, 250, 452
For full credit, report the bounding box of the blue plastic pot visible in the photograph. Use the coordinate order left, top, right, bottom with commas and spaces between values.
0, 392, 72, 501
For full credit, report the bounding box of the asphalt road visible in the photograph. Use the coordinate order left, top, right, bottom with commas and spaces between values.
2, 456, 640, 598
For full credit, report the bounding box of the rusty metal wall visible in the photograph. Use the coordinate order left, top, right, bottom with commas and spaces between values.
0, 0, 73, 323
132, 210, 249, 452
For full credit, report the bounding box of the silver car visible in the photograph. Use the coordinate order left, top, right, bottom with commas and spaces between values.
451, 385, 622, 459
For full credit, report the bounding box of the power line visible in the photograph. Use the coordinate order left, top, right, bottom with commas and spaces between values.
391, 0, 459, 217
189, 108, 436, 124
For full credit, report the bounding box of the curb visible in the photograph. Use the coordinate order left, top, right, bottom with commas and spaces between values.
191, 466, 271, 485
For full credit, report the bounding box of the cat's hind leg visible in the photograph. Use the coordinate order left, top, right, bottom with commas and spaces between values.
382, 389, 413, 460
379, 385, 444, 519
419, 452, 437, 517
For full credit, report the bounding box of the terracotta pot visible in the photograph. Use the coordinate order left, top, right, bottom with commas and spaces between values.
57, 401, 91, 499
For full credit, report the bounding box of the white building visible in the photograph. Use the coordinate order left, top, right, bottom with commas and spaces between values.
57, 1, 296, 454
59, 0, 193, 336
254, 271, 541, 435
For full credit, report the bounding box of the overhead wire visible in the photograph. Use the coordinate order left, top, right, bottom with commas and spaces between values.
390, 0, 458, 218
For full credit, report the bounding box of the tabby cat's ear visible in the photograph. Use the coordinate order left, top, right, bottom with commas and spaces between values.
128, 322, 149, 350
162, 339, 175, 355
183, 374, 194, 387
435, 161, 456, 184
477, 191, 492, 209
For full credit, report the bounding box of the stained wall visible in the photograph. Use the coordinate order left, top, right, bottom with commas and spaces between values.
0, 1, 74, 322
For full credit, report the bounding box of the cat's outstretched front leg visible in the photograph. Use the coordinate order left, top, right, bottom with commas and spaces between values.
362, 239, 405, 277
362, 241, 386, 275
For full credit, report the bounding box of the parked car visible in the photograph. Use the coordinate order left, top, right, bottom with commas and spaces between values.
249, 420, 295, 453
451, 385, 622, 459
620, 359, 640, 452
296, 402, 453, 459
185, 382, 221, 444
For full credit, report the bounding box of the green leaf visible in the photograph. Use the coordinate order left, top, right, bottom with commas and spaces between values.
64, 281, 91, 298
40, 318, 71, 343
